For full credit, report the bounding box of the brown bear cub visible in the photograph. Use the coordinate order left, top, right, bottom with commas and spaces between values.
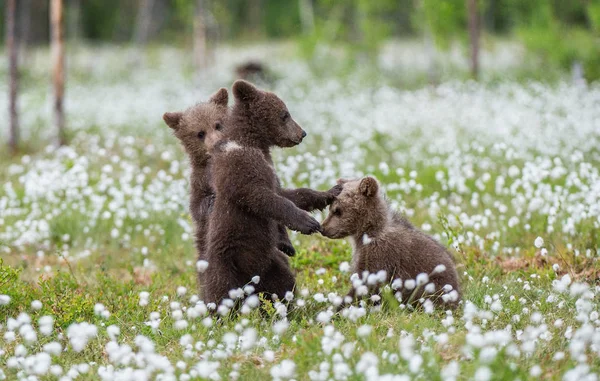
321, 177, 461, 310
202, 80, 338, 307
227, 80, 341, 214
163, 88, 229, 290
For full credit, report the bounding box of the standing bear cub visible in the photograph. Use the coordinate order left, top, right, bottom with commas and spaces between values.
202, 80, 337, 306
162, 88, 229, 292
321, 177, 461, 309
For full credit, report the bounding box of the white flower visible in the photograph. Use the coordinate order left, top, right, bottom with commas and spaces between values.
416, 273, 429, 286
107, 325, 120, 341
357, 325, 372, 337
362, 234, 372, 245
432, 264, 446, 274
31, 300, 42, 310
177, 286, 187, 296
530, 365, 542, 377
196, 260, 209, 273
0, 295, 10, 306
93, 303, 105, 316
272, 320, 289, 335
251, 276, 260, 284
339, 262, 350, 273
270, 359, 296, 380
409, 354, 423, 373
66, 322, 98, 352
404, 279, 416, 290
474, 366, 492, 381
43, 342, 62, 356
534, 236, 544, 248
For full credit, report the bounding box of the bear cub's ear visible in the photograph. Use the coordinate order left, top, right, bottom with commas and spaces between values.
209, 88, 229, 107
232, 80, 260, 102
359, 177, 379, 198
163, 112, 183, 129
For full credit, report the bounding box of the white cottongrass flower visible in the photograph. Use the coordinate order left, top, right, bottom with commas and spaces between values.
93, 303, 106, 316
362, 234, 372, 245
177, 286, 187, 296
251, 276, 260, 284
194, 360, 220, 380
139, 291, 150, 307
356, 352, 379, 375
30, 300, 42, 310
0, 295, 10, 306
196, 260, 209, 273
66, 322, 98, 352
357, 325, 372, 337
409, 354, 423, 373
43, 342, 62, 356
270, 359, 296, 380
38, 316, 54, 336
240, 328, 257, 351
273, 320, 289, 335
534, 236, 544, 248
416, 273, 429, 286
106, 325, 120, 341
391, 278, 403, 290
474, 366, 492, 381
432, 264, 446, 274
317, 311, 334, 324
339, 262, 350, 272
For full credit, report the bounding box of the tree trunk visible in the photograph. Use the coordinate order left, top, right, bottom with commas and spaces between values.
51, 0, 67, 146
6, 0, 19, 154
194, 0, 208, 70
134, 0, 155, 45
466, 0, 480, 79
298, 0, 315, 34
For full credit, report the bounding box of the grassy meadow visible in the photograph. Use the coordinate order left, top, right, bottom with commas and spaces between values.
1, 42, 600, 380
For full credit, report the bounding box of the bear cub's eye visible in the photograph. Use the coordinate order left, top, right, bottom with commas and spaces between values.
215, 122, 223, 131
332, 208, 342, 216
281, 111, 290, 121
197, 131, 206, 140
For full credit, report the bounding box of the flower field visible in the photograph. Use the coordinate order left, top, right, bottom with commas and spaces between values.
1, 44, 599, 380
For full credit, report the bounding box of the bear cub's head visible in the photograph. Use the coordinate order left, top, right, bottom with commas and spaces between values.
163, 88, 229, 161
232, 80, 306, 148
321, 177, 381, 239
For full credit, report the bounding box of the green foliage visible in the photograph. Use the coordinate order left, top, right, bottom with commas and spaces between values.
515, 1, 600, 81
420, 0, 467, 50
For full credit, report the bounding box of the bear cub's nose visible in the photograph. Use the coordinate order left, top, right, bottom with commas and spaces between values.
301, 130, 307, 138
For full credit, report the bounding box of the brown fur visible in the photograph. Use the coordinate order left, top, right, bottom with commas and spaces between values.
226, 80, 340, 256
202, 80, 335, 305
162, 88, 228, 291
322, 177, 461, 309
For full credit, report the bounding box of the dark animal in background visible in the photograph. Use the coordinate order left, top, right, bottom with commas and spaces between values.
235, 61, 271, 83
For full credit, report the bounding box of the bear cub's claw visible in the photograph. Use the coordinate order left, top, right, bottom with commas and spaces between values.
278, 242, 296, 257
291, 213, 322, 235
327, 184, 343, 200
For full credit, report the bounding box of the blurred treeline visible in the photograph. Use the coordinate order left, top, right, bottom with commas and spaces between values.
2, 0, 600, 79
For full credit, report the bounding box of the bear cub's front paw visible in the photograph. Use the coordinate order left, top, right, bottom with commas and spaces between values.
289, 212, 321, 235
327, 184, 343, 200
278, 242, 296, 257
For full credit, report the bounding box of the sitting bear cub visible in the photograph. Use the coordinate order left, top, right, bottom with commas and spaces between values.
321, 177, 461, 309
